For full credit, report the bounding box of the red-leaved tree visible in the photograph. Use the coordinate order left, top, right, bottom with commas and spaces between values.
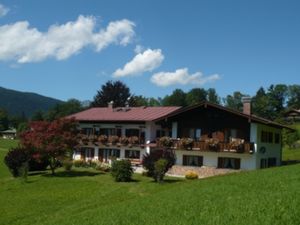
20, 118, 78, 175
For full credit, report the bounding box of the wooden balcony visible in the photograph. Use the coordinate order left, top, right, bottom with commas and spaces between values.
77, 134, 145, 148
156, 138, 254, 154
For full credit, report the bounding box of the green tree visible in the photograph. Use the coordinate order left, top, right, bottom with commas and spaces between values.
252, 87, 270, 118
148, 97, 161, 106
267, 84, 288, 119
224, 91, 246, 111
207, 88, 220, 104
46, 99, 83, 121
31, 110, 45, 121
0, 108, 9, 131
91, 80, 132, 107
130, 95, 148, 106
287, 85, 300, 109
185, 88, 207, 105
162, 89, 187, 106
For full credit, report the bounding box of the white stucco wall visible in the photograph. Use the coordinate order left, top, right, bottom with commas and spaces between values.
255, 123, 282, 167
174, 150, 257, 170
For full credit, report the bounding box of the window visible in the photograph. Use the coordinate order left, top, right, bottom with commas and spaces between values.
125, 129, 139, 137
268, 158, 277, 167
80, 147, 94, 159
274, 133, 280, 144
82, 128, 93, 135
99, 128, 121, 136
195, 129, 201, 140
99, 149, 120, 161
94, 127, 100, 135
260, 157, 277, 168
188, 128, 201, 140
183, 155, 203, 167
218, 157, 241, 170
260, 158, 268, 168
125, 150, 140, 159
156, 130, 165, 138
261, 131, 273, 143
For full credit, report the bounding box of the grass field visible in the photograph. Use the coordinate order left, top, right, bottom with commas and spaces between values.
282, 147, 300, 161
1, 139, 300, 225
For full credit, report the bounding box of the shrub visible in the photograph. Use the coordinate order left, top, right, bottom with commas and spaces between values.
28, 153, 49, 171
282, 128, 299, 148
73, 159, 86, 167
142, 149, 176, 181
185, 171, 199, 180
88, 160, 98, 168
95, 162, 111, 172
63, 159, 73, 171
154, 159, 168, 183
4, 147, 30, 178
111, 159, 133, 182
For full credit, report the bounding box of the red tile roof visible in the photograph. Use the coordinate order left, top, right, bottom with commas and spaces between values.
68, 106, 181, 122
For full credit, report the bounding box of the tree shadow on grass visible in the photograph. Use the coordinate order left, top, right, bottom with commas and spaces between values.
28, 171, 48, 176
149, 179, 184, 184
42, 170, 105, 178
282, 160, 300, 166
129, 178, 141, 183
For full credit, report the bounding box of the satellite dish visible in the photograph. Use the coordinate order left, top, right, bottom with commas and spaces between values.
259, 146, 266, 154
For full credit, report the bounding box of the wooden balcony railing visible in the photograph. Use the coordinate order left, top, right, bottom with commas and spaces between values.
77, 135, 145, 148
156, 138, 254, 154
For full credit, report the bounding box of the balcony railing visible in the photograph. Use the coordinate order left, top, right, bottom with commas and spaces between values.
156, 138, 254, 154
77, 134, 145, 148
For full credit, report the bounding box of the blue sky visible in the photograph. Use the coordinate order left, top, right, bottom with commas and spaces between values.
0, 0, 300, 101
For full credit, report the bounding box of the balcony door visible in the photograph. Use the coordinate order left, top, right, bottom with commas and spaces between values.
218, 157, 240, 169
99, 149, 120, 162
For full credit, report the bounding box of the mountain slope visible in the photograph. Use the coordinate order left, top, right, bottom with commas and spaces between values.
0, 87, 63, 117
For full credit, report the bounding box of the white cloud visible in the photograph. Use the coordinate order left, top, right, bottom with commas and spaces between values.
0, 15, 135, 63
0, 4, 9, 17
113, 48, 164, 77
134, 45, 144, 54
151, 68, 220, 87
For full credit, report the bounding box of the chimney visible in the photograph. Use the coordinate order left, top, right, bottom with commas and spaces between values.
108, 101, 114, 111
242, 96, 251, 115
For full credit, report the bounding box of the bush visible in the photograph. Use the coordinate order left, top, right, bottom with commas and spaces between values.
73, 159, 86, 167
111, 159, 133, 182
28, 153, 49, 171
4, 147, 30, 178
95, 161, 111, 172
185, 171, 199, 180
154, 159, 168, 183
86, 160, 97, 168
282, 128, 299, 148
142, 149, 176, 181
63, 159, 73, 171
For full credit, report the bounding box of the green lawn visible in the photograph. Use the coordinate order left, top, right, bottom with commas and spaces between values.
1, 139, 300, 225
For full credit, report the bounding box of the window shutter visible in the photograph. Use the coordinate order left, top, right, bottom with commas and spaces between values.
183, 155, 187, 166
198, 156, 203, 166
235, 158, 241, 169
218, 157, 223, 168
